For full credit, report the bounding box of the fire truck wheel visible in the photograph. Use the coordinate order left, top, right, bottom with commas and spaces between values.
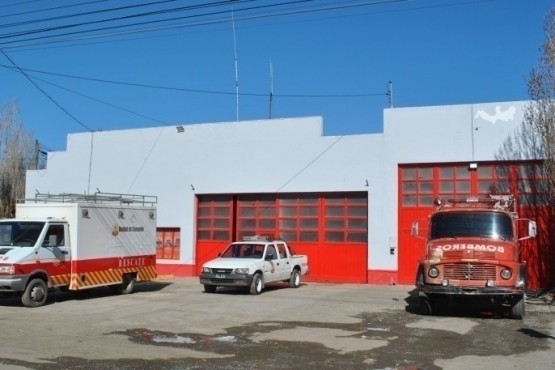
204, 284, 217, 293
250, 273, 263, 295
289, 269, 301, 288
511, 296, 525, 320
21, 279, 48, 308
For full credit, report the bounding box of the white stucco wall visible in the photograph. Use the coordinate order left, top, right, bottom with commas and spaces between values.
26, 101, 528, 273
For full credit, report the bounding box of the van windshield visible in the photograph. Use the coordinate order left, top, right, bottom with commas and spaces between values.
0, 222, 45, 246
429, 211, 513, 241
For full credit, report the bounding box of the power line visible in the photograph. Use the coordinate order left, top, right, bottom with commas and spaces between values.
0, 63, 387, 98
0, 49, 95, 132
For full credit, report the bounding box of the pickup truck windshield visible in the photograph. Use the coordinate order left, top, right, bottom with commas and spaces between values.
221, 243, 265, 259
0, 221, 45, 246
429, 211, 513, 241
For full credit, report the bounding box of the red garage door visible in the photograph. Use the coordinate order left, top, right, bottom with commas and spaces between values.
195, 192, 368, 283
398, 161, 549, 289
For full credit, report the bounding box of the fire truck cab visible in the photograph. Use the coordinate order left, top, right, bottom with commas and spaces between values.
412, 195, 537, 319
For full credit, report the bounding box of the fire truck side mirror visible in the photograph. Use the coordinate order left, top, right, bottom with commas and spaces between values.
411, 221, 419, 237
528, 221, 537, 238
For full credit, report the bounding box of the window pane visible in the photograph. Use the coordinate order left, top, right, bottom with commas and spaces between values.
214, 207, 229, 217
326, 206, 344, 217
419, 168, 433, 180
259, 207, 276, 217
402, 195, 417, 207
456, 167, 471, 179
197, 230, 210, 240
213, 231, 229, 240
346, 194, 367, 204
239, 219, 256, 228
477, 166, 493, 178
198, 208, 211, 217
348, 219, 367, 229
326, 195, 344, 204
278, 196, 297, 205
347, 206, 367, 217
214, 219, 229, 228
197, 219, 211, 228
419, 196, 434, 206
279, 207, 297, 217
326, 219, 344, 229
402, 168, 416, 180
456, 181, 471, 192
478, 180, 494, 193
259, 219, 276, 229
326, 231, 344, 242
439, 181, 454, 193
300, 219, 318, 229
347, 232, 367, 243
239, 208, 255, 217
300, 232, 318, 242
300, 207, 318, 216
279, 219, 297, 229
300, 196, 318, 204
439, 167, 453, 179
279, 232, 296, 241
402, 182, 417, 193
419, 182, 433, 193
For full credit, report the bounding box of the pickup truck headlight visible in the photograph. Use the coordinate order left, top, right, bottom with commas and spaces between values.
0, 265, 15, 274
202, 267, 211, 273
234, 268, 249, 274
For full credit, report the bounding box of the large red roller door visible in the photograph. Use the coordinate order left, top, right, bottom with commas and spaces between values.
195, 192, 368, 283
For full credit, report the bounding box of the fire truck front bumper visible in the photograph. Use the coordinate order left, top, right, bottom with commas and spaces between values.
199, 272, 253, 287
418, 284, 525, 296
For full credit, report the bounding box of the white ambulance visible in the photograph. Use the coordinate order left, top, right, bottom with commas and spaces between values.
0, 192, 157, 307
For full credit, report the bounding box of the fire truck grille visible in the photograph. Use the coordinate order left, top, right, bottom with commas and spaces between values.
443, 251, 496, 260
443, 263, 496, 280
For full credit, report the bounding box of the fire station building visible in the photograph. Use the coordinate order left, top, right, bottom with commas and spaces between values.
25, 100, 551, 289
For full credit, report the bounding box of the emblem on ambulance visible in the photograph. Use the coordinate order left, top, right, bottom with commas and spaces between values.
112, 225, 120, 236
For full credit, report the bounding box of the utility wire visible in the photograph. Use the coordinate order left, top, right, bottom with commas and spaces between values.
0, 63, 387, 98
0, 49, 94, 132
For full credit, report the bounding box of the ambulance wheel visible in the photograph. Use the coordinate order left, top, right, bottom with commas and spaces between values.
110, 275, 136, 295
250, 273, 263, 295
21, 279, 48, 308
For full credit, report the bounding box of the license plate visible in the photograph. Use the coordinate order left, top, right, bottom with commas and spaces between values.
215, 274, 226, 279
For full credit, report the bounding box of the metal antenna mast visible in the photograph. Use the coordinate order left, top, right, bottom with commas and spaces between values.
232, 10, 239, 121
269, 60, 274, 119
387, 81, 393, 108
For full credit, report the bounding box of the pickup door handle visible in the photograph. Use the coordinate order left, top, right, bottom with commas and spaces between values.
61, 251, 69, 255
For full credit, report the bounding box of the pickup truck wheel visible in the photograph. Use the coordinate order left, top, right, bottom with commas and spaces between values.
204, 284, 217, 293
21, 279, 48, 308
289, 269, 301, 288
250, 273, 263, 295
511, 295, 525, 320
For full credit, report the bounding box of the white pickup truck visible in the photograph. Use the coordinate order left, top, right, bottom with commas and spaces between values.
199, 236, 309, 294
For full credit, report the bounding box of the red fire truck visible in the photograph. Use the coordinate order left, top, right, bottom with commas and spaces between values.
411, 195, 537, 319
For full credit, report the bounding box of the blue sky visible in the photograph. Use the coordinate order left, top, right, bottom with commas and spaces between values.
0, 0, 552, 151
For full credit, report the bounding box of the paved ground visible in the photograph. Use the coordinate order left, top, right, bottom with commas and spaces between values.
1, 277, 554, 369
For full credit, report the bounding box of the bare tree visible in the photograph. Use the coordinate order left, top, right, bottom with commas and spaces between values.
0, 101, 37, 218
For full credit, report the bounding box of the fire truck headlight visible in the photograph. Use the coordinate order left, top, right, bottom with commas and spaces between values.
500, 269, 512, 280
202, 267, 211, 273
0, 265, 15, 274
428, 267, 439, 278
